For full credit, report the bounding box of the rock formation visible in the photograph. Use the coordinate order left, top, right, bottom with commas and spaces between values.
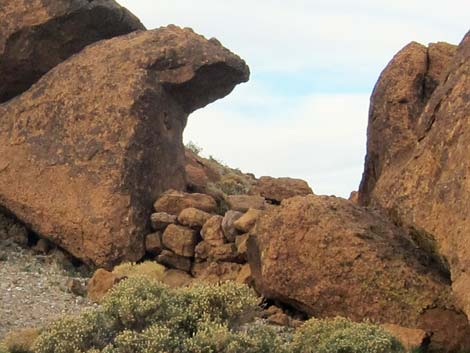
0, 0, 145, 103
0, 26, 249, 267
247, 195, 470, 351
359, 32, 470, 319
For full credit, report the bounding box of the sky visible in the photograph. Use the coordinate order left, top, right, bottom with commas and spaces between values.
118, 0, 469, 197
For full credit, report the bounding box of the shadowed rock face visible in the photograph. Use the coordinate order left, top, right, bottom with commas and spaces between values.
0, 26, 250, 267
367, 32, 470, 319
0, 0, 145, 103
358, 41, 456, 205
247, 195, 470, 351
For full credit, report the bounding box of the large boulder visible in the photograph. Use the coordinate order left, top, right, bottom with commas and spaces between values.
247, 195, 470, 351
358, 41, 456, 205
0, 0, 145, 103
250, 176, 313, 203
0, 26, 249, 267
367, 32, 470, 317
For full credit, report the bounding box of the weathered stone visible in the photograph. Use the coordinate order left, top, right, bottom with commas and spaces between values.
154, 189, 218, 215
87, 268, 125, 303
178, 207, 212, 229
235, 233, 249, 260
221, 210, 243, 242
150, 213, 177, 231
145, 232, 163, 255
247, 195, 470, 351
226, 195, 266, 212
0, 26, 249, 267
195, 241, 240, 263
382, 324, 430, 352
366, 32, 470, 324
162, 269, 193, 288
184, 149, 221, 193
250, 176, 313, 203
358, 41, 457, 205
162, 224, 198, 257
192, 261, 242, 283
0, 0, 145, 103
234, 209, 262, 233
236, 263, 253, 285
157, 250, 192, 273
201, 215, 225, 246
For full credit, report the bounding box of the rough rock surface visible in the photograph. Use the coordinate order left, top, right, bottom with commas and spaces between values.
247, 195, 470, 350
226, 195, 266, 212
154, 190, 218, 216
162, 224, 198, 257
0, 26, 249, 267
234, 208, 262, 233
0, 0, 145, 103
367, 32, 470, 318
157, 250, 192, 272
177, 207, 211, 229
358, 41, 457, 205
250, 176, 313, 203
87, 268, 124, 303
201, 215, 225, 246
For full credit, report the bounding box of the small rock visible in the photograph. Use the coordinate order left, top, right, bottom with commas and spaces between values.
154, 189, 217, 215
222, 210, 244, 242
157, 250, 192, 272
162, 269, 193, 288
162, 225, 198, 257
150, 212, 177, 231
201, 215, 225, 246
145, 232, 163, 255
382, 324, 431, 351
33, 238, 51, 254
87, 269, 125, 303
234, 209, 262, 233
227, 195, 266, 212
178, 208, 212, 229
192, 261, 242, 282
66, 278, 86, 297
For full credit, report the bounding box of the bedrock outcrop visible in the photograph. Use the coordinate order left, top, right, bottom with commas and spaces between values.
358, 41, 456, 205
0, 0, 145, 103
247, 195, 470, 351
0, 26, 249, 267
365, 32, 470, 318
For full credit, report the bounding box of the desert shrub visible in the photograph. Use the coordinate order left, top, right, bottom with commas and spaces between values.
0, 343, 8, 353
215, 174, 251, 196
33, 277, 260, 353
291, 317, 404, 353
186, 141, 203, 155
112, 261, 166, 282
3, 328, 40, 353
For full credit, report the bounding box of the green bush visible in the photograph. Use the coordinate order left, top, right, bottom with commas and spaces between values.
2, 328, 39, 353
112, 261, 166, 282
291, 317, 404, 353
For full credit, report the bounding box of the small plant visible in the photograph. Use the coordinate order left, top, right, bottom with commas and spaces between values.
186, 141, 203, 155
3, 328, 40, 353
112, 261, 166, 282
291, 317, 404, 353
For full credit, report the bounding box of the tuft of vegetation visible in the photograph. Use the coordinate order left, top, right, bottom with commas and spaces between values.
112, 261, 166, 282
291, 317, 404, 353
3, 328, 40, 353
186, 141, 203, 155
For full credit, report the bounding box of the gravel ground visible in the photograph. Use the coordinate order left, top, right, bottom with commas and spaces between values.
0, 238, 92, 339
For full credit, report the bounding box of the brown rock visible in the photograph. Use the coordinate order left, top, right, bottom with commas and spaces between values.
382, 324, 430, 351
235, 233, 249, 260
250, 176, 313, 203
178, 207, 212, 229
221, 210, 243, 242
226, 195, 266, 212
264, 306, 291, 327
236, 263, 253, 285
157, 250, 192, 273
362, 32, 470, 323
0, 0, 145, 103
358, 41, 457, 205
192, 261, 242, 283
234, 208, 262, 233
195, 241, 240, 263
150, 213, 177, 231
0, 26, 249, 267
32, 238, 51, 254
162, 225, 198, 257
87, 268, 125, 303
154, 190, 218, 215
247, 195, 470, 350
184, 149, 221, 192
162, 269, 193, 288
145, 232, 163, 255
348, 191, 359, 204
201, 215, 225, 246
